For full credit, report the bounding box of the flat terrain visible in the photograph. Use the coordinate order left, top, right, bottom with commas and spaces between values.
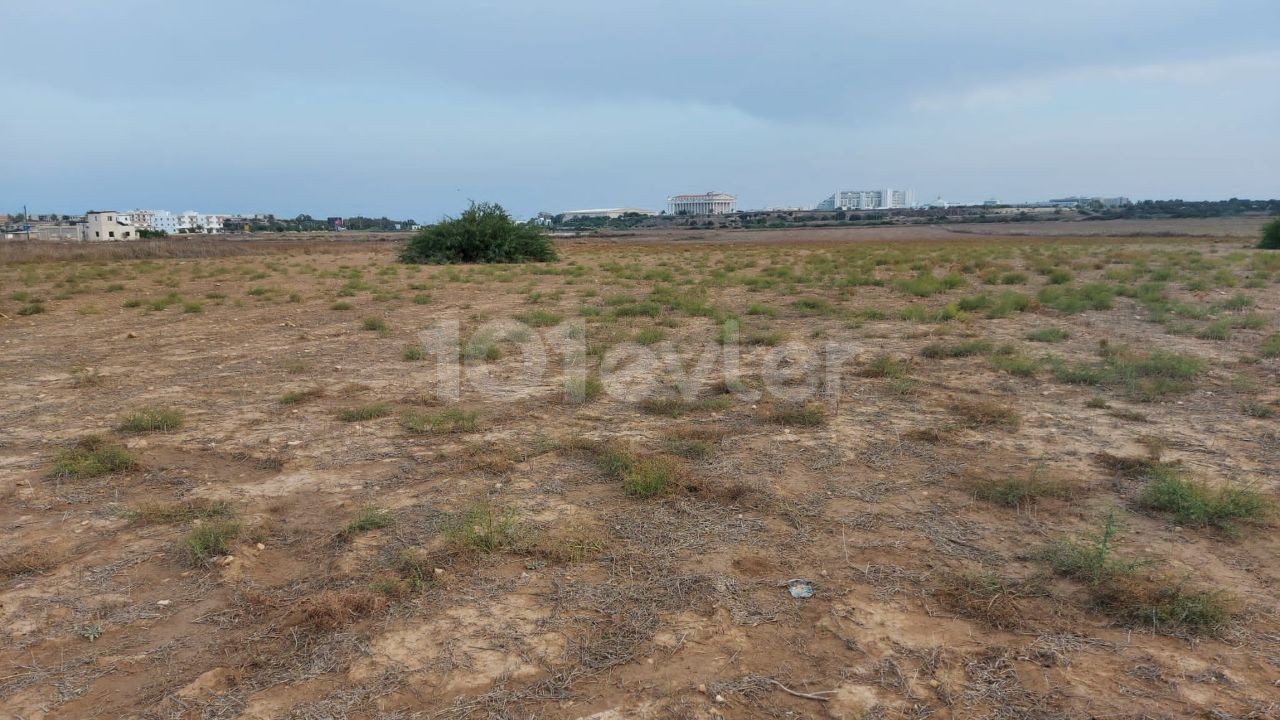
2, 220, 1278, 719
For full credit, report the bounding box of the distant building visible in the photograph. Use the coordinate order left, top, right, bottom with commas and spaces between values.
1047, 196, 1131, 208
81, 211, 138, 241
817, 189, 916, 211
176, 212, 222, 234
667, 192, 736, 215
328, 216, 344, 230
558, 208, 655, 221
124, 209, 180, 235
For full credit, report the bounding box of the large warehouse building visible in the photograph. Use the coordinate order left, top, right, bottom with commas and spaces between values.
667, 192, 737, 215
817, 189, 916, 211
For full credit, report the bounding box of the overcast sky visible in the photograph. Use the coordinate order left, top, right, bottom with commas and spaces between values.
3, 1, 1277, 219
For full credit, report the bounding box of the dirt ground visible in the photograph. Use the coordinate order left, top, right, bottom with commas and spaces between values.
1, 220, 1278, 719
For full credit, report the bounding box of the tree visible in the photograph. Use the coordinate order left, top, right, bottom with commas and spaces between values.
1262, 217, 1280, 250
400, 202, 557, 264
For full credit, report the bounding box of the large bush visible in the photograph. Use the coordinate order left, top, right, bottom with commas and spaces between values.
400, 202, 556, 264
1261, 217, 1280, 249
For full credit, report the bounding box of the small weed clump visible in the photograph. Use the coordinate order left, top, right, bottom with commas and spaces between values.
127, 499, 233, 526
444, 501, 521, 553
1139, 469, 1271, 535
118, 407, 184, 433
51, 436, 139, 479
1026, 328, 1070, 343
401, 408, 478, 434
861, 354, 908, 378
968, 469, 1071, 507
1263, 333, 1280, 358
336, 404, 391, 422
279, 388, 323, 405
894, 272, 965, 297
515, 309, 563, 327
1037, 283, 1115, 313
345, 505, 394, 534
564, 374, 605, 403
1034, 511, 1228, 632
361, 317, 387, 332
765, 402, 827, 427
592, 443, 682, 499
921, 339, 992, 359
1048, 345, 1204, 401
180, 521, 241, 565
402, 345, 425, 361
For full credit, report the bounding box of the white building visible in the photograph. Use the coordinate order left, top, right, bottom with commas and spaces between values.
124, 209, 180, 235
817, 189, 916, 211
558, 208, 655, 221
176, 211, 223, 234
81, 211, 138, 241
667, 192, 736, 215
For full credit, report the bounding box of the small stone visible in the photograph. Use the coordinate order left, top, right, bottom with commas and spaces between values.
697, 683, 707, 694
157, 600, 171, 606
714, 694, 726, 704
256, 543, 265, 551
433, 568, 445, 576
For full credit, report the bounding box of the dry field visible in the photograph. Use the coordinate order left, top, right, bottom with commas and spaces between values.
1, 222, 1279, 719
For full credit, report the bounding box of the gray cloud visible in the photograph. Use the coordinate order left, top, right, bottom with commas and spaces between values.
3, 1, 1277, 217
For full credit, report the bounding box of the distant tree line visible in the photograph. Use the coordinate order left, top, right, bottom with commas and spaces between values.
1083, 198, 1280, 220
242, 214, 417, 233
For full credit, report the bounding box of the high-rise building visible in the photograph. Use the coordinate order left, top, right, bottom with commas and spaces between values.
667, 192, 737, 215
817, 189, 916, 211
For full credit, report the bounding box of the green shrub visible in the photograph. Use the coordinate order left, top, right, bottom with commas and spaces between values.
1263, 333, 1280, 358
127, 499, 232, 526
970, 469, 1071, 507
1047, 347, 1204, 401
894, 272, 965, 297
118, 407, 184, 433
921, 339, 992, 359
515, 309, 563, 327
620, 456, 680, 498
1037, 283, 1115, 313
401, 408, 478, 434
336, 404, 390, 422
52, 436, 139, 479
444, 501, 521, 552
861, 354, 908, 378
1026, 328, 1070, 343
766, 403, 826, 427
1260, 217, 1280, 249
361, 317, 387, 332
1140, 471, 1271, 534
181, 521, 241, 565
564, 375, 605, 403
279, 388, 322, 405
401, 202, 557, 264
988, 352, 1039, 377
346, 505, 394, 533
402, 345, 425, 361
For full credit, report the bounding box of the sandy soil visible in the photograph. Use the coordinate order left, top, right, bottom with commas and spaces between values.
1, 219, 1278, 719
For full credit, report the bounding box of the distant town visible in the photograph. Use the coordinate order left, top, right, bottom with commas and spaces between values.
4, 191, 1277, 242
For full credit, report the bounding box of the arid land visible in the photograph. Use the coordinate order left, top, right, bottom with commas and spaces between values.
1, 218, 1278, 719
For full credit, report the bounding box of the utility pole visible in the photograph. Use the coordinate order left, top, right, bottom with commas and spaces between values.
24, 204, 30, 241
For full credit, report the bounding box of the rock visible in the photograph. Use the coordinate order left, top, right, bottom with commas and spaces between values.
157, 600, 171, 606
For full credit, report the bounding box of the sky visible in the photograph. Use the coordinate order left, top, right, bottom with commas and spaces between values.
2, 0, 1278, 220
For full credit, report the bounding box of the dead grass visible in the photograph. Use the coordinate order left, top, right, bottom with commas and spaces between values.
297, 588, 388, 631
949, 399, 1021, 431
0, 548, 60, 581
126, 499, 233, 526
